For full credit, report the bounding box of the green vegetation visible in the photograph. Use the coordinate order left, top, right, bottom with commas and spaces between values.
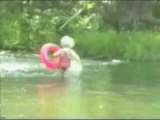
71, 30, 160, 61
0, 1, 160, 61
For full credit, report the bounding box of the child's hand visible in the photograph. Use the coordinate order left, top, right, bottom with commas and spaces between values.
53, 50, 61, 57
53, 53, 56, 57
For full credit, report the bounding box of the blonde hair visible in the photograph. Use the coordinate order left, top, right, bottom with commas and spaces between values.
61, 35, 75, 48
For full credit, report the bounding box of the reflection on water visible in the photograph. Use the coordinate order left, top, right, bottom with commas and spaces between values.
1, 76, 82, 119
1, 52, 160, 119
36, 76, 81, 118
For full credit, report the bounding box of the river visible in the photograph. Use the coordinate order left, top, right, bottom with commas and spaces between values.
0, 51, 160, 119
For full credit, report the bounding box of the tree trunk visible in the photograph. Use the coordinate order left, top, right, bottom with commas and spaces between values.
102, 0, 160, 30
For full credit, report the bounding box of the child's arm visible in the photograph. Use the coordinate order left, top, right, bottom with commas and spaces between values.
70, 50, 81, 65
53, 49, 61, 57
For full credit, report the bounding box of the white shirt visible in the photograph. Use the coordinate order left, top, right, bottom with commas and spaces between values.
54, 48, 82, 75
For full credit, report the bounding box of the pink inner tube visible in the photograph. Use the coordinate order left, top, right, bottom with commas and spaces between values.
40, 43, 70, 70
40, 43, 60, 70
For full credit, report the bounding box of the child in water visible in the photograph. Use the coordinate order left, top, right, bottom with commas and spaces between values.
53, 35, 82, 77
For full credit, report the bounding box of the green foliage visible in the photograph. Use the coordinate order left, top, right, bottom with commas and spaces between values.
0, 1, 101, 50
0, 1, 160, 61
71, 30, 160, 61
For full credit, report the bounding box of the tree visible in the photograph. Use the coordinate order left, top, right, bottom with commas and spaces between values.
101, 0, 160, 31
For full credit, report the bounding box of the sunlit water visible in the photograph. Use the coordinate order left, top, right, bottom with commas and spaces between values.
0, 51, 160, 119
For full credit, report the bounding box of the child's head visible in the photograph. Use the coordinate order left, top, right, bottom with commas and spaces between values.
60, 35, 75, 48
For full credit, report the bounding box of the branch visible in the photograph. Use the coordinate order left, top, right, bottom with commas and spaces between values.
58, 8, 83, 31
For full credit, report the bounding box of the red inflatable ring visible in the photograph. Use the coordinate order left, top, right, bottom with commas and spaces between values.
40, 43, 70, 70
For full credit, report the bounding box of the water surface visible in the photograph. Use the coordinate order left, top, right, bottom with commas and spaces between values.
1, 51, 160, 119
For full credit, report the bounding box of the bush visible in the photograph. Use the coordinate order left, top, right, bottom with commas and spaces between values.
71, 30, 160, 61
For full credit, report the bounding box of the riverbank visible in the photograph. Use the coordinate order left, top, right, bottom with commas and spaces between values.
1, 30, 160, 61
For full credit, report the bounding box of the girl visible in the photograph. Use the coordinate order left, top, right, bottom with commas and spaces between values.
54, 35, 82, 77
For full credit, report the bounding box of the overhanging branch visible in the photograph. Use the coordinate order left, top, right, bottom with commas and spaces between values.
58, 8, 83, 31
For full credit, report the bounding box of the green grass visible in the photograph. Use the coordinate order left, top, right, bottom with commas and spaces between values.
71, 30, 160, 61
1, 26, 160, 61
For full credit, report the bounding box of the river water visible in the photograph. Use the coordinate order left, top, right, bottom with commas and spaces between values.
0, 51, 160, 119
